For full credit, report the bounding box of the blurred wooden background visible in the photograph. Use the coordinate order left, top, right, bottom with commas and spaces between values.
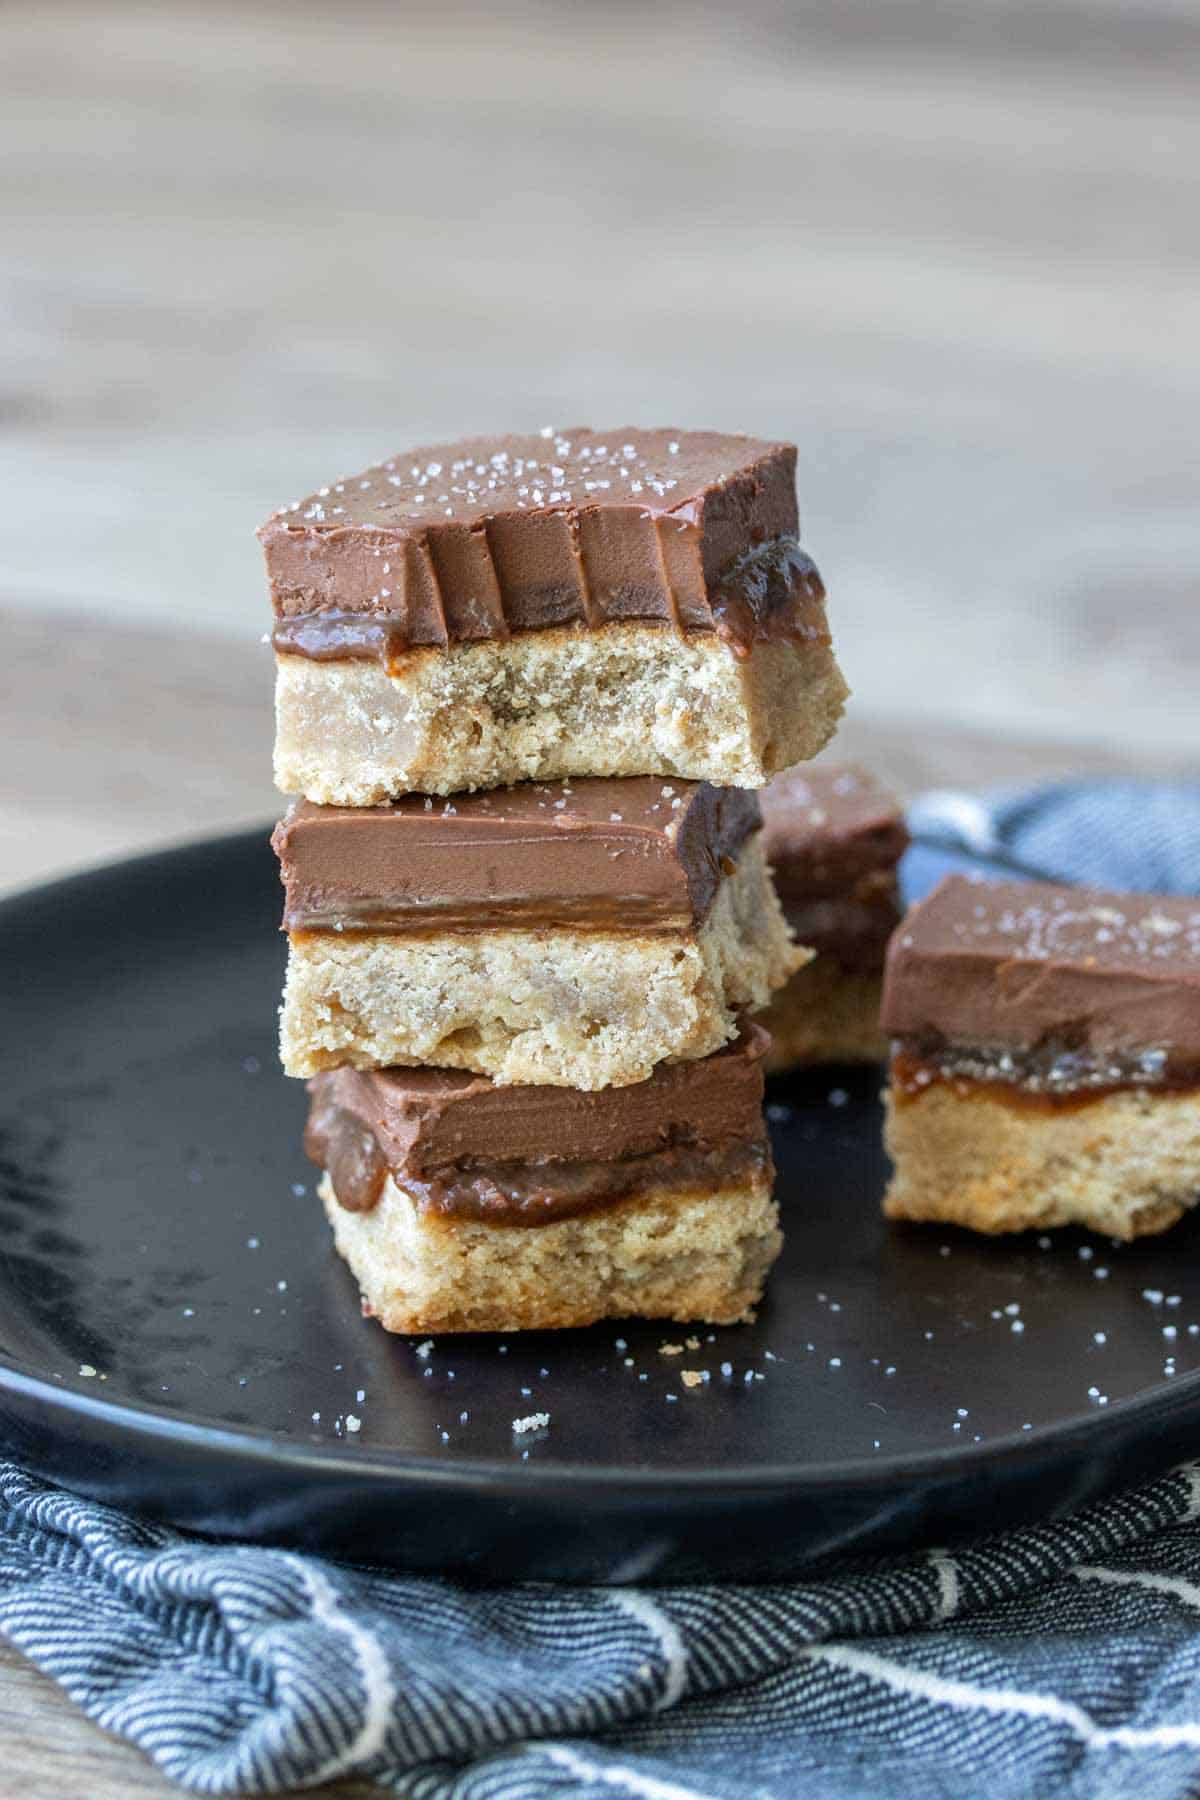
3, 0, 1200, 898
1, 3, 1199, 1790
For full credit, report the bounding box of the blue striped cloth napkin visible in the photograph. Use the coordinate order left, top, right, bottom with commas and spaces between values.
5, 778, 1200, 1798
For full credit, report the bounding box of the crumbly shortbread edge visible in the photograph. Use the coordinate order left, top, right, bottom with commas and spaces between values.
884, 1082, 1200, 1239
319, 1171, 782, 1334
274, 625, 849, 803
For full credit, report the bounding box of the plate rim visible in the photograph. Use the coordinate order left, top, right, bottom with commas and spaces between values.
4, 1344, 1199, 1501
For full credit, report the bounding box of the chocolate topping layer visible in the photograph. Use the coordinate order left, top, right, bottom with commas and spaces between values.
305, 1023, 770, 1223
261, 428, 826, 655
272, 778, 761, 933
762, 764, 908, 903
883, 875, 1200, 1073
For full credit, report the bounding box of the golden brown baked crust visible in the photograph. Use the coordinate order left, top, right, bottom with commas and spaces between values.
274, 625, 848, 804
883, 1082, 1200, 1239
319, 1170, 781, 1333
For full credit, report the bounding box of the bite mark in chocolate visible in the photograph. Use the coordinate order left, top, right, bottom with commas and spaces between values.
272, 777, 761, 934
262, 429, 825, 657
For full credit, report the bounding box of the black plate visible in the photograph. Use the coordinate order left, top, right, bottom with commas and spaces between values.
2, 831, 1200, 1582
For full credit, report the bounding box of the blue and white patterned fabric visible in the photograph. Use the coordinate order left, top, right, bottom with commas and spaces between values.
7, 780, 1200, 1798
904, 779, 1200, 902
10, 1457, 1200, 1796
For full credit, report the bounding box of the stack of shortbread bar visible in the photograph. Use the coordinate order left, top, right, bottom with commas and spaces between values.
261, 428, 848, 1333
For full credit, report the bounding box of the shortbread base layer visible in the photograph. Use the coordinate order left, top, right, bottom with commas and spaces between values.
280, 836, 804, 1087
274, 624, 849, 804
319, 1172, 781, 1333
759, 959, 886, 1072
884, 1082, 1200, 1239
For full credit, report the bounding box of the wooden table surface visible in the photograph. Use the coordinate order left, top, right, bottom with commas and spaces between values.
5, 0, 1200, 762
3, 0, 1198, 1790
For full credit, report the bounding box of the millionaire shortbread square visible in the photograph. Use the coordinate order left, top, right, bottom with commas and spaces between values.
306, 1023, 780, 1333
272, 777, 804, 1088
261, 428, 848, 802
757, 763, 907, 1070
882, 875, 1200, 1239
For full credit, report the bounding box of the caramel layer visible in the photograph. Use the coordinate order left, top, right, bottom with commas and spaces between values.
311, 1099, 768, 1225
891, 1048, 1200, 1115
783, 884, 900, 975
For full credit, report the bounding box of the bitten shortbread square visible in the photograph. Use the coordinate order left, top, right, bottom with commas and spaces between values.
261, 428, 848, 802
757, 763, 907, 1070
882, 875, 1200, 1239
307, 1023, 780, 1334
272, 777, 804, 1089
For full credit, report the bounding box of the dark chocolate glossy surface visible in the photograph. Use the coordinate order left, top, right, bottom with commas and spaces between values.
2, 831, 1200, 1580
